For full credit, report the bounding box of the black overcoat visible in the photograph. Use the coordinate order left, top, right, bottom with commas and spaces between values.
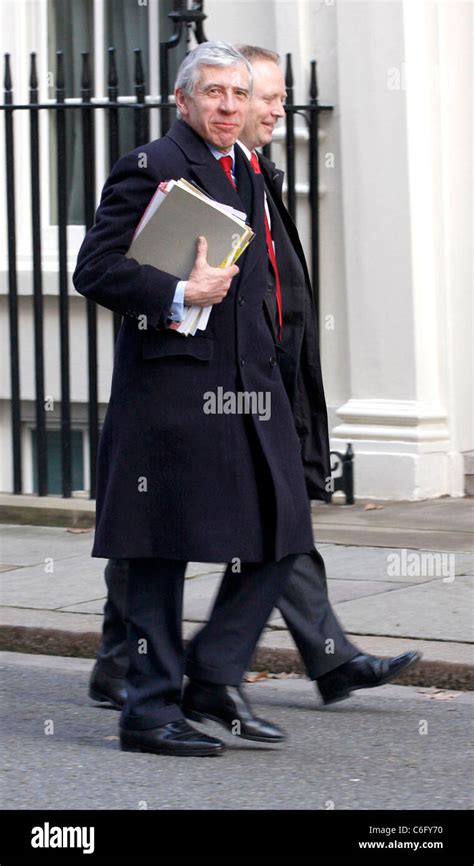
258, 153, 331, 502
73, 120, 315, 562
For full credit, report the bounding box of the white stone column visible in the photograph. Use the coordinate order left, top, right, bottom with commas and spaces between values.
331, 0, 471, 499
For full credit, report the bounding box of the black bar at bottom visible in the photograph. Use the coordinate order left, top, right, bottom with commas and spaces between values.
0, 809, 470, 866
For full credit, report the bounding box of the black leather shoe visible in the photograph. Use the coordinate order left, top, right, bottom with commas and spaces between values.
120, 719, 225, 756
89, 664, 127, 710
182, 681, 286, 743
318, 651, 422, 705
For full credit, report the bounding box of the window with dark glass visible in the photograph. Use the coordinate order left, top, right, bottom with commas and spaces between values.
48, 0, 94, 225
48, 0, 151, 224
104, 0, 149, 156
32, 430, 84, 495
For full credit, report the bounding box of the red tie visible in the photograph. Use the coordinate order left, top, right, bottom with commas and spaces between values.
250, 151, 283, 339
219, 155, 237, 190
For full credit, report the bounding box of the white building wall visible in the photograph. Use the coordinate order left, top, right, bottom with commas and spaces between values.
331, 0, 471, 498
437, 0, 473, 457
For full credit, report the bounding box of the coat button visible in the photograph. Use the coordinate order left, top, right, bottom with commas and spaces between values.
240, 356, 245, 366
238, 295, 245, 306
269, 355, 277, 368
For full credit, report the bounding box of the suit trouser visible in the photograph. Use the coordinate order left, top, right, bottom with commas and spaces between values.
95, 558, 129, 678
97, 550, 358, 695
120, 554, 298, 730
277, 549, 357, 678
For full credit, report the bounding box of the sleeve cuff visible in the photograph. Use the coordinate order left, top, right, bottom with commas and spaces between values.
168, 280, 187, 322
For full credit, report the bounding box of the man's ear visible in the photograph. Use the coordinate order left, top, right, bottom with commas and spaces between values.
175, 88, 188, 117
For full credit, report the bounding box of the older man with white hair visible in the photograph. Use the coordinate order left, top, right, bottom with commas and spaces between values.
75, 41, 321, 758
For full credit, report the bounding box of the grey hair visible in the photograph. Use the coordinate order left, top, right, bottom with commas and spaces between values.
175, 41, 253, 97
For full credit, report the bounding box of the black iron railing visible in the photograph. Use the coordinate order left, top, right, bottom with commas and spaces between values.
330, 444, 354, 506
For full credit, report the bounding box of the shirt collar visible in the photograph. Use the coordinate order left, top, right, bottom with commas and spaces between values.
206, 143, 235, 169
236, 140, 252, 161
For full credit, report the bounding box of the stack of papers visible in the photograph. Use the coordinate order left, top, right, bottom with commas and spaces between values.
126, 178, 254, 335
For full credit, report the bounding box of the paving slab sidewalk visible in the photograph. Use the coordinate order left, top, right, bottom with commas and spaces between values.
0, 496, 472, 690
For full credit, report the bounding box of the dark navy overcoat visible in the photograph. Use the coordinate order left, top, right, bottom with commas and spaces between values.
73, 120, 315, 562
258, 153, 331, 501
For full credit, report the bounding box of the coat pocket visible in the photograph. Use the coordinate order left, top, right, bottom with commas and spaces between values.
142, 328, 214, 362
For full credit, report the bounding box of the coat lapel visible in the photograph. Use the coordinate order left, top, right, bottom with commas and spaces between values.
258, 152, 311, 289
234, 145, 253, 218
259, 153, 284, 197
234, 143, 266, 288
235, 145, 280, 341
166, 121, 265, 293
167, 120, 246, 215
